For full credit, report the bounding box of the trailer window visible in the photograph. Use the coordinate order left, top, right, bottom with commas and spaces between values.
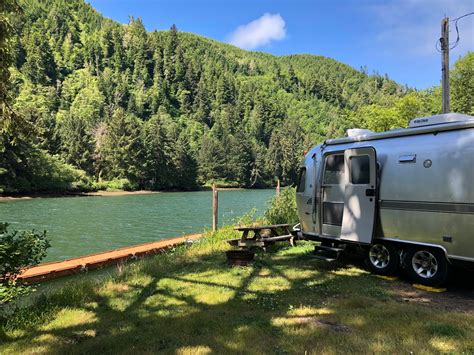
323, 154, 344, 185
350, 155, 370, 184
296, 168, 306, 192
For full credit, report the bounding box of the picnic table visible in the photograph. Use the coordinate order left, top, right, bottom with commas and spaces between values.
228, 224, 295, 249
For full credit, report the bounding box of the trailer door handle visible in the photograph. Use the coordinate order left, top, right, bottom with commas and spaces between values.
365, 188, 375, 197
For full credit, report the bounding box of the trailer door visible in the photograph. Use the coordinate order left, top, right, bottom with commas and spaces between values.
340, 147, 377, 244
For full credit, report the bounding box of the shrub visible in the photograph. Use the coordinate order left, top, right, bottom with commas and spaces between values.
0, 223, 50, 304
264, 187, 299, 225
93, 178, 137, 191
203, 179, 241, 188
1, 148, 94, 193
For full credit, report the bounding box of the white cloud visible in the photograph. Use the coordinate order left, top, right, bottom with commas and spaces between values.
228, 13, 287, 50
371, 0, 473, 57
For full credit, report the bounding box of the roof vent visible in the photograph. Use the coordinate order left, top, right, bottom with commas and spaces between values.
346, 128, 374, 138
409, 113, 474, 128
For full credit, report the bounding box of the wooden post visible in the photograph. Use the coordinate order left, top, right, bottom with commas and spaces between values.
276, 178, 281, 195
212, 184, 218, 231
441, 17, 450, 113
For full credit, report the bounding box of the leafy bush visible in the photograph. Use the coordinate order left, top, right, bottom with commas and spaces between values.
264, 187, 299, 225
1, 147, 94, 193
0, 223, 50, 304
233, 208, 259, 227
203, 179, 242, 188
93, 178, 137, 191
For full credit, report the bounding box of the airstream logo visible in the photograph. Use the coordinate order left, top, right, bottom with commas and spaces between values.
413, 118, 429, 124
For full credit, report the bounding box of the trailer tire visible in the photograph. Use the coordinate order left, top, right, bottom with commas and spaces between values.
404, 247, 450, 286
365, 243, 400, 275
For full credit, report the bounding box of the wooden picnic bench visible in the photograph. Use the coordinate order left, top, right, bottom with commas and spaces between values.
228, 224, 295, 249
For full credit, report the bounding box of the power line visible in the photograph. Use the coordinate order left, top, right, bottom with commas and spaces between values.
451, 12, 474, 22
435, 11, 474, 53
449, 11, 474, 50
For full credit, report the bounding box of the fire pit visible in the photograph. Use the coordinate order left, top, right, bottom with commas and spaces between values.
226, 250, 255, 266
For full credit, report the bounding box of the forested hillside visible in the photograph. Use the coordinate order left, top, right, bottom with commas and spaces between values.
1, 0, 472, 193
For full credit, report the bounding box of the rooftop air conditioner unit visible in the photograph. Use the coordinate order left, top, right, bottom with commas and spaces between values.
409, 113, 474, 128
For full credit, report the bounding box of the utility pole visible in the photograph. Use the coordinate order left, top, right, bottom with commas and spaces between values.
440, 17, 450, 113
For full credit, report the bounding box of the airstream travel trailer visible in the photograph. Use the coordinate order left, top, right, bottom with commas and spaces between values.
296, 113, 474, 286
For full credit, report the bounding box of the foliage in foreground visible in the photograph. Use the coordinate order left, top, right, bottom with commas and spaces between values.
0, 228, 472, 354
264, 186, 299, 225
0, 223, 50, 304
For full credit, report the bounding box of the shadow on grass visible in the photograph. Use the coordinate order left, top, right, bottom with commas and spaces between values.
1, 242, 473, 354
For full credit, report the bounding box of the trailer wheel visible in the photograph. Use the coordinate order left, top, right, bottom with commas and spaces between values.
365, 243, 400, 275
405, 247, 450, 286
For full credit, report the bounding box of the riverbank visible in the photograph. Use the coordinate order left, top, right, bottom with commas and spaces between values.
18, 232, 203, 283
0, 187, 275, 202
1, 228, 473, 353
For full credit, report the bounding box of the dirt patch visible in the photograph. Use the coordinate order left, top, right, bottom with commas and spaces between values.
64, 329, 97, 345
385, 280, 474, 313
341, 254, 474, 313
294, 317, 351, 332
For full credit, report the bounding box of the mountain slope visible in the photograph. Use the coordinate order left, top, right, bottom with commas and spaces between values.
4, 0, 408, 192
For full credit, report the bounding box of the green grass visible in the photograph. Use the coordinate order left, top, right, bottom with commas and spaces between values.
1, 227, 473, 354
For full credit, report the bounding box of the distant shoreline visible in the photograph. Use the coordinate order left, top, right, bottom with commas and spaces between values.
0, 187, 274, 201
82, 190, 162, 197
0, 190, 160, 201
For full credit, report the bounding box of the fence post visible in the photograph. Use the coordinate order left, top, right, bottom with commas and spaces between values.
212, 184, 218, 231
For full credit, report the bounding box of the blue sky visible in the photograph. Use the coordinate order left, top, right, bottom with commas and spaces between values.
88, 0, 473, 89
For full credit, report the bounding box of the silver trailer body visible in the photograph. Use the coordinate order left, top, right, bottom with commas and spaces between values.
296, 113, 474, 265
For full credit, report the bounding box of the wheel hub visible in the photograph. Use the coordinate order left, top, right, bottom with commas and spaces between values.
412, 250, 438, 279
369, 244, 390, 269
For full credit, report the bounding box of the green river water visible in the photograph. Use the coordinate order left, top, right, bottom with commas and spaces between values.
0, 189, 275, 262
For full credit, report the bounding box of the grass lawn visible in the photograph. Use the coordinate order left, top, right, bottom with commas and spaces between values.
1, 227, 473, 354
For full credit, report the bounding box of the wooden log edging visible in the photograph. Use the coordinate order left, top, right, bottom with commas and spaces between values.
17, 233, 204, 284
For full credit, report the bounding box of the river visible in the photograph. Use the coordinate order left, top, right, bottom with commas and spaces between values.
0, 189, 275, 261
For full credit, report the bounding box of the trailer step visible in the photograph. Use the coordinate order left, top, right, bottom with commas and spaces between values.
314, 245, 344, 253
310, 254, 337, 262
311, 244, 343, 262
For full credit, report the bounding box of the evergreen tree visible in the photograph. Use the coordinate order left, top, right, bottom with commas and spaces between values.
164, 24, 178, 87
197, 133, 225, 183
21, 27, 57, 85
0, 0, 20, 132
170, 133, 197, 189
13, 82, 57, 152
266, 120, 305, 185
193, 76, 211, 125
227, 131, 252, 186
142, 113, 171, 188
57, 110, 95, 174
101, 108, 144, 185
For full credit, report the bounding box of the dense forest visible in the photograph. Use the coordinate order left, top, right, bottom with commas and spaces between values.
0, 0, 473, 193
